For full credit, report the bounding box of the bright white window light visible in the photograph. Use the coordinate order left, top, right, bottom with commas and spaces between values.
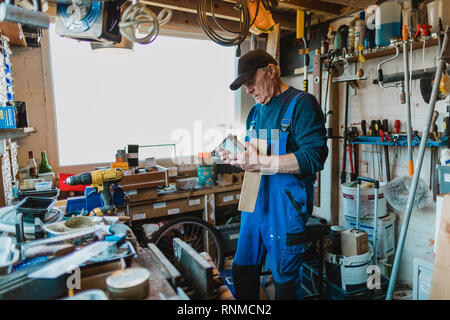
48, 24, 236, 166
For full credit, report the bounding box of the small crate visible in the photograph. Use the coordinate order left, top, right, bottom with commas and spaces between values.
438, 165, 450, 194
216, 223, 240, 254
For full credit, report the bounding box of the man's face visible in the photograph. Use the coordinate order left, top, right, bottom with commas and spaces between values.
243, 66, 276, 105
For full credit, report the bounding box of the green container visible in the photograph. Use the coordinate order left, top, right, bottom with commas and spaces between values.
197, 165, 215, 187
438, 165, 450, 194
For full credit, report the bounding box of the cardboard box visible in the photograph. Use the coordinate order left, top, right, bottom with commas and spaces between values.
341, 228, 369, 256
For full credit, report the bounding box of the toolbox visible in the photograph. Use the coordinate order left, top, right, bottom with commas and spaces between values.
216, 222, 240, 254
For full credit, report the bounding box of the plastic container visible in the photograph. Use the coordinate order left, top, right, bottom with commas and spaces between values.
15, 196, 56, 223
17, 187, 59, 201
344, 213, 396, 259
325, 246, 373, 292
341, 181, 387, 219
427, 0, 450, 34
375, 1, 402, 47
438, 165, 450, 194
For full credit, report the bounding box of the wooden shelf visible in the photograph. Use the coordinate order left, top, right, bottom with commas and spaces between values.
348, 38, 439, 63
0, 127, 35, 140
0, 22, 27, 47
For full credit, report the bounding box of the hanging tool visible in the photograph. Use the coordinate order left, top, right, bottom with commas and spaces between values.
361, 120, 367, 136
377, 36, 405, 105
297, 9, 310, 92
394, 119, 401, 158
65, 168, 124, 217
387, 26, 450, 301
351, 127, 359, 180
429, 111, 439, 199
340, 82, 350, 184
379, 120, 391, 182
347, 135, 356, 181
402, 25, 414, 177
323, 51, 334, 138
369, 120, 377, 178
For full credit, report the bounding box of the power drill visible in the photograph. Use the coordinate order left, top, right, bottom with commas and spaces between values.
65, 168, 124, 216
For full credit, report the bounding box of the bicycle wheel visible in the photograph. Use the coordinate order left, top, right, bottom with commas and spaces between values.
150, 216, 225, 270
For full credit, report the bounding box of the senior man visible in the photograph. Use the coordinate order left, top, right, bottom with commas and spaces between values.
220, 49, 328, 300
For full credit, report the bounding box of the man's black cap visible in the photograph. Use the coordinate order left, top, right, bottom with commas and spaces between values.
229, 49, 278, 91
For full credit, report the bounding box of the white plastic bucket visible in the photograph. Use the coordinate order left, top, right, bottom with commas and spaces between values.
427, 0, 450, 34
325, 246, 373, 291
341, 181, 387, 219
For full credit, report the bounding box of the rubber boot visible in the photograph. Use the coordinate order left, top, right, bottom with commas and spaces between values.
232, 263, 261, 300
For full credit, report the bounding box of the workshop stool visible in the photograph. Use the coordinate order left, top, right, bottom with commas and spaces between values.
261, 216, 330, 300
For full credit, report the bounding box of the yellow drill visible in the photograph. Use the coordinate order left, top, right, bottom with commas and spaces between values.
65, 168, 124, 216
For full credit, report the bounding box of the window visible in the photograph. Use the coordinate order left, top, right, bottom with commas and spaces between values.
48, 24, 237, 166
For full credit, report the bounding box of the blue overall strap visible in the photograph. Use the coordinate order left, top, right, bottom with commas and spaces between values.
245, 104, 260, 142
279, 92, 305, 155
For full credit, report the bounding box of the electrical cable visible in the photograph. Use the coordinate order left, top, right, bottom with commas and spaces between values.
119, 2, 172, 45
197, 0, 262, 48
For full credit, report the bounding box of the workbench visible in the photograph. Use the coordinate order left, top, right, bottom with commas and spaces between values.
124, 184, 243, 227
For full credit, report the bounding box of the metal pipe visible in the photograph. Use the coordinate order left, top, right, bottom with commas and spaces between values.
403, 40, 414, 176
0, 2, 49, 29
386, 27, 450, 300
373, 186, 379, 264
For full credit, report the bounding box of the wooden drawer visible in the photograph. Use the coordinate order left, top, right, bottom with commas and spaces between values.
128, 196, 204, 221
216, 190, 241, 206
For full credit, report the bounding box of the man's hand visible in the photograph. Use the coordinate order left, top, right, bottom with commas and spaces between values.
219, 142, 269, 172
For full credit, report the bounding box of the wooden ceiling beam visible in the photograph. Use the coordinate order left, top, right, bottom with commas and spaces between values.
140, 0, 295, 30
275, 0, 343, 17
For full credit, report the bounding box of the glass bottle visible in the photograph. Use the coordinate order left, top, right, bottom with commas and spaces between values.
27, 151, 38, 178
39, 151, 52, 174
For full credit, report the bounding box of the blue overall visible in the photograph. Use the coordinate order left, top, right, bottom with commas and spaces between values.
232, 92, 314, 300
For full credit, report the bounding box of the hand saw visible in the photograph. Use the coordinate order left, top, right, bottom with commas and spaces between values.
27, 241, 115, 279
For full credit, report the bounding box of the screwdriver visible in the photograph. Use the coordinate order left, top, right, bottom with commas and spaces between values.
361, 120, 367, 136
370, 120, 377, 136
394, 120, 401, 134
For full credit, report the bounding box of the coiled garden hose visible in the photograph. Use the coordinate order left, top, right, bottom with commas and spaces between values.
119, 3, 172, 45
197, 0, 262, 49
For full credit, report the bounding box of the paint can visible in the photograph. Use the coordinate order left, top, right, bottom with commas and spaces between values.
106, 267, 150, 300
325, 246, 373, 292
197, 165, 216, 187
329, 225, 346, 255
